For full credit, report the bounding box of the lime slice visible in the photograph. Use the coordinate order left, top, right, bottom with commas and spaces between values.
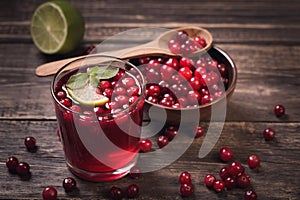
67, 85, 109, 106
30, 1, 85, 54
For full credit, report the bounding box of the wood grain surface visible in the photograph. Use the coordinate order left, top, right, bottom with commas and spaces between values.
0, 0, 299, 199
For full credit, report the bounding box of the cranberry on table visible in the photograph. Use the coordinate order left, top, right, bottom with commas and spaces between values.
62, 177, 77, 191
110, 186, 124, 200
228, 161, 244, 177
6, 156, 19, 172
247, 154, 260, 169
274, 104, 285, 117
126, 184, 139, 198
24, 136, 36, 150
204, 174, 216, 187
194, 126, 205, 138
129, 166, 141, 179
236, 173, 251, 188
180, 183, 194, 197
213, 180, 225, 192
165, 126, 178, 141
263, 128, 275, 141
16, 162, 30, 175
244, 190, 257, 200
157, 135, 169, 148
138, 139, 152, 152
219, 166, 231, 180
179, 171, 192, 184
224, 177, 237, 190
219, 146, 234, 162
42, 187, 57, 200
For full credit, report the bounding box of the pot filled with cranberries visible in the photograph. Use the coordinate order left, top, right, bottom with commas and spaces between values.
129, 29, 237, 125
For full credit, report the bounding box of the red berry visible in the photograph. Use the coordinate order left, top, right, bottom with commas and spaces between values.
263, 128, 275, 141
219, 167, 231, 180
204, 174, 216, 187
165, 126, 178, 141
165, 57, 179, 70
168, 39, 181, 54
60, 98, 72, 107
194, 126, 205, 138
42, 187, 57, 200
194, 36, 207, 48
99, 80, 111, 91
247, 154, 260, 169
110, 186, 123, 200
176, 31, 189, 42
24, 136, 36, 150
62, 177, 77, 191
179, 171, 192, 184
224, 177, 237, 190
180, 183, 194, 197
236, 173, 251, 188
157, 135, 169, 148
138, 139, 152, 152
147, 85, 160, 97
6, 156, 19, 172
274, 104, 285, 117
244, 190, 257, 200
16, 162, 30, 175
160, 64, 174, 81
189, 76, 202, 90
126, 184, 139, 198
56, 91, 66, 100
129, 166, 141, 179
179, 67, 193, 80
228, 161, 244, 177
213, 180, 225, 192
179, 57, 193, 69
121, 77, 135, 87
138, 56, 151, 64
219, 146, 234, 162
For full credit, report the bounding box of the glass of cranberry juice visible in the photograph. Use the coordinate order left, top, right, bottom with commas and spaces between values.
51, 55, 145, 181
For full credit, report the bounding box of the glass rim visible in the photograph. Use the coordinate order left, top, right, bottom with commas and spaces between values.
50, 54, 146, 117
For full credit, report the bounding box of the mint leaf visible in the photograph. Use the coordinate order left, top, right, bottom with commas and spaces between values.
89, 74, 99, 88
87, 66, 101, 76
95, 66, 119, 80
66, 73, 88, 89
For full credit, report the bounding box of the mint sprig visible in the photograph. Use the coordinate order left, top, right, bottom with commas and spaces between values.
66, 65, 119, 90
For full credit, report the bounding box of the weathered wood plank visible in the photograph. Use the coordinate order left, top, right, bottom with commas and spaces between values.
0, 120, 299, 199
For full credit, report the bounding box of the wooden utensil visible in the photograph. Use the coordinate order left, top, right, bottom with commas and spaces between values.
35, 26, 213, 76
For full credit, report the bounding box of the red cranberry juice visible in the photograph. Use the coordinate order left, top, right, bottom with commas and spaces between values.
53, 66, 144, 180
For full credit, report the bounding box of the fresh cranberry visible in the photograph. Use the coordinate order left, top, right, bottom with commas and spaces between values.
113, 69, 125, 81
114, 95, 129, 105
147, 85, 160, 97
207, 59, 218, 71
204, 174, 216, 187
110, 186, 123, 200
60, 98, 72, 107
176, 31, 189, 43
237, 173, 251, 188
6, 156, 19, 172
129, 166, 140, 179
99, 80, 111, 91
180, 183, 194, 197
127, 85, 140, 96
244, 190, 257, 200
56, 91, 66, 100
157, 135, 169, 148
219, 146, 234, 162
103, 88, 113, 98
219, 167, 231, 180
228, 161, 244, 177
16, 162, 30, 175
263, 128, 275, 141
62, 177, 76, 191
168, 39, 181, 54
70, 105, 82, 113
165, 57, 179, 70
165, 126, 178, 141
187, 90, 201, 104
160, 64, 174, 81
177, 97, 188, 108
24, 136, 36, 150
94, 106, 104, 115
147, 96, 158, 104
129, 96, 138, 105
194, 126, 205, 138
179, 67, 193, 80
121, 77, 135, 87
201, 94, 212, 105
225, 177, 237, 190
146, 59, 161, 70
217, 64, 227, 77
42, 187, 57, 200
179, 171, 192, 184
247, 154, 260, 169
138, 56, 151, 64
189, 76, 202, 90
159, 97, 174, 107
213, 180, 225, 192
126, 184, 139, 198
179, 57, 193, 69
114, 87, 126, 96
138, 139, 152, 152
194, 36, 207, 48
274, 104, 285, 117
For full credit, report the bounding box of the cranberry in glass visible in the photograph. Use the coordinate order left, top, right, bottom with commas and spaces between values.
63, 177, 77, 191
213, 180, 225, 192
56, 91, 66, 100
42, 187, 57, 200
24, 136, 36, 150
274, 104, 285, 117
180, 183, 194, 197
157, 135, 169, 148
237, 173, 251, 188
228, 161, 244, 177
60, 98, 72, 107
179, 171, 192, 184
165, 126, 178, 141
263, 128, 275, 141
160, 64, 174, 81
179, 67, 193, 80
194, 126, 205, 138
179, 57, 193, 69
219, 146, 234, 162
247, 154, 260, 169
204, 174, 216, 187
126, 184, 139, 198
16, 162, 30, 175
225, 177, 237, 190
138, 139, 152, 152
219, 167, 231, 180
129, 166, 140, 179
6, 156, 19, 172
189, 76, 202, 90
244, 190, 257, 200
110, 186, 123, 200
165, 57, 179, 70
147, 84, 160, 97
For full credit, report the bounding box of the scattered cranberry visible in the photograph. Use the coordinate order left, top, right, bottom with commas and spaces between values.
219, 167, 231, 180
42, 187, 57, 200
129, 167, 140, 179
16, 162, 30, 175
6, 156, 19, 172
213, 180, 225, 192
138, 139, 152, 152
194, 126, 205, 138
244, 190, 257, 200
165, 126, 178, 141
110, 186, 123, 200
157, 135, 169, 148
274, 104, 285, 117
24, 136, 36, 150
204, 174, 216, 187
236, 173, 251, 188
219, 146, 234, 162
126, 184, 139, 198
62, 177, 77, 191
247, 154, 260, 169
180, 183, 194, 197
179, 171, 192, 184
228, 161, 244, 177
224, 177, 237, 190
263, 128, 275, 141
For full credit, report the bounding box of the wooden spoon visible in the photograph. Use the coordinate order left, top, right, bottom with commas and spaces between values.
35, 26, 213, 76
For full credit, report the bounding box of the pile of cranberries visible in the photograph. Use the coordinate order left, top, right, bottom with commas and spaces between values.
168, 30, 207, 55
109, 184, 139, 199
135, 54, 228, 109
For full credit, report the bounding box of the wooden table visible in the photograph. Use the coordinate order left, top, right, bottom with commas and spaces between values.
1, 0, 299, 199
